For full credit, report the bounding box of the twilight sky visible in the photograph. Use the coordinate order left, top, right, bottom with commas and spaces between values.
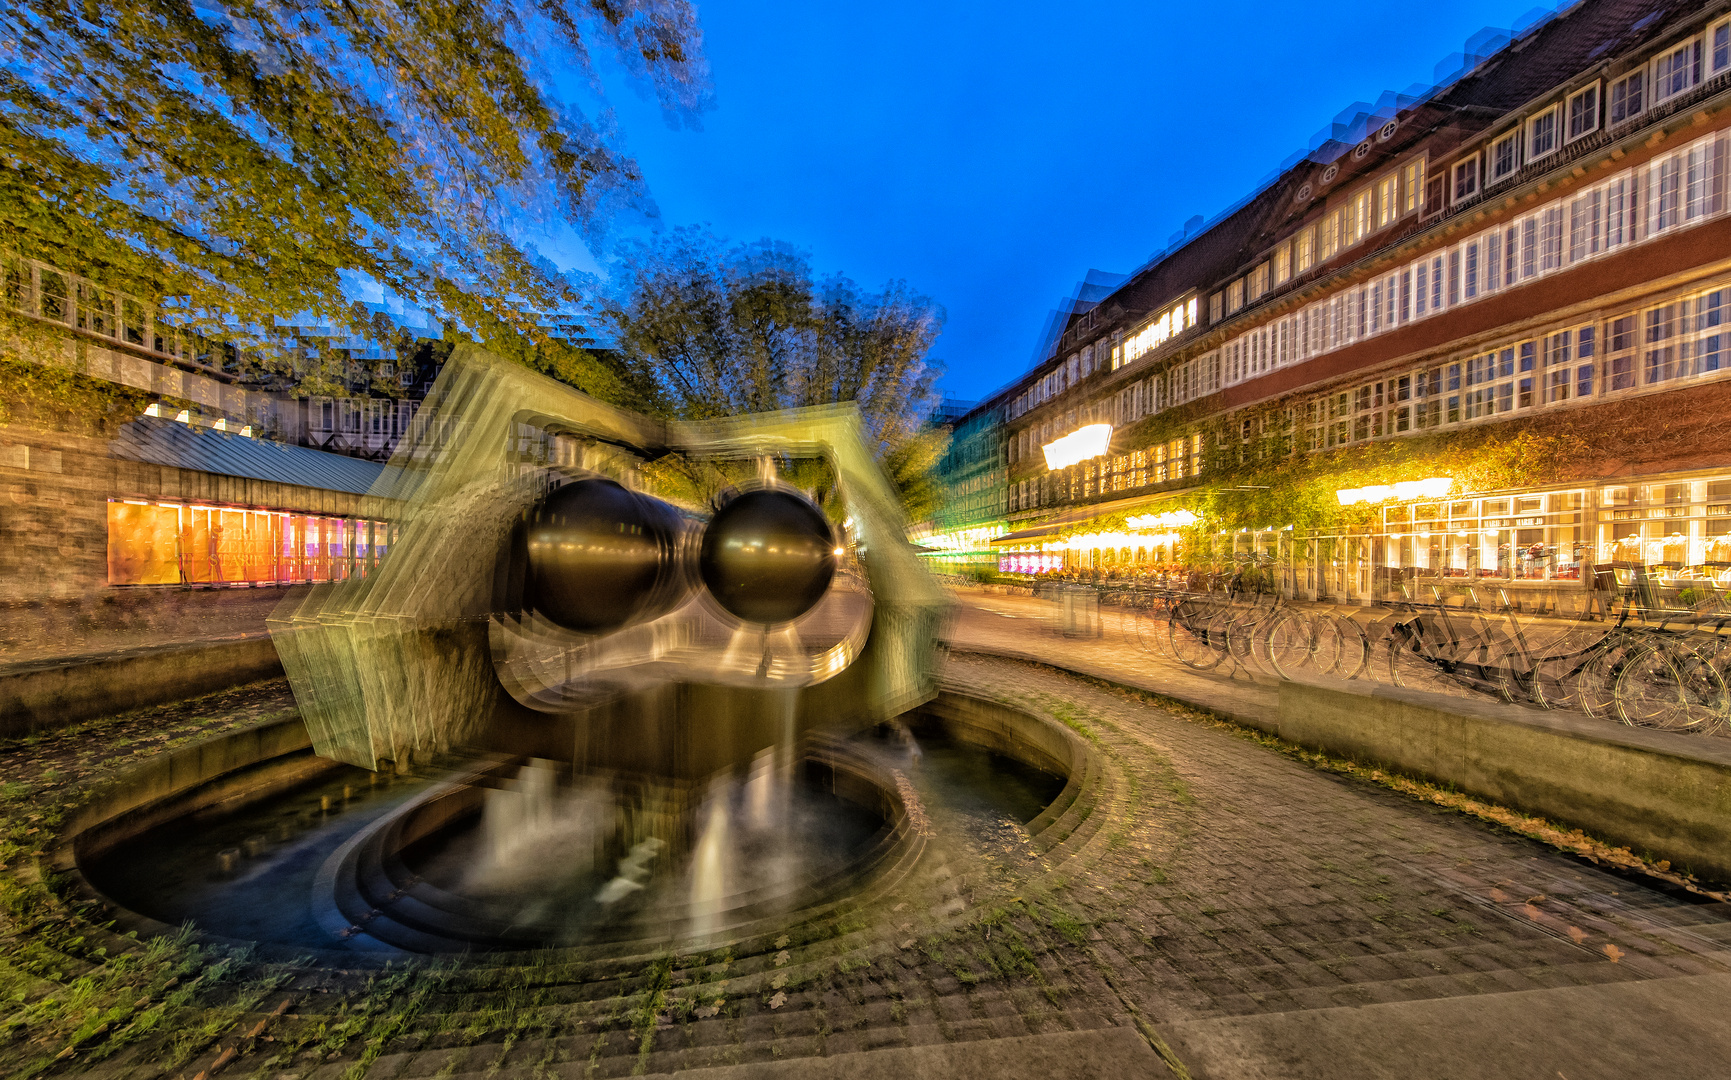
568, 0, 1551, 402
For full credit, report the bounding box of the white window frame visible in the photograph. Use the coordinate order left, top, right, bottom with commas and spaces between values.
1653, 37, 1700, 105
1375, 172, 1399, 227
1526, 106, 1560, 162
1609, 69, 1645, 126
1566, 82, 1600, 143
1713, 17, 1731, 77
1489, 129, 1521, 184
1349, 187, 1374, 244
1452, 154, 1481, 203
1294, 225, 1315, 273
1401, 157, 1426, 214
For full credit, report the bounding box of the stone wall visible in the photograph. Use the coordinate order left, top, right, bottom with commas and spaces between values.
1276, 678, 1731, 883
0, 419, 385, 656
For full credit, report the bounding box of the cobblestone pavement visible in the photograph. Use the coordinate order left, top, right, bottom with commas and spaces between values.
10, 624, 1731, 1077
938, 591, 1731, 1076
942, 589, 1280, 722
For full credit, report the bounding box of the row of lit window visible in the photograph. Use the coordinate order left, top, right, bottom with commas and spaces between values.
1296, 282, 1731, 448
107, 500, 393, 587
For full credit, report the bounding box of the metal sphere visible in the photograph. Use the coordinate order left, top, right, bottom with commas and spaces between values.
699, 489, 838, 624
524, 479, 691, 634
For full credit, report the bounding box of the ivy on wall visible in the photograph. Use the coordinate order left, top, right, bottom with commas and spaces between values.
0, 314, 156, 437
1028, 376, 1731, 564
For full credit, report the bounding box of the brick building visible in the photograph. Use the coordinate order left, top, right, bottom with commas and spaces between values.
968, 0, 1731, 603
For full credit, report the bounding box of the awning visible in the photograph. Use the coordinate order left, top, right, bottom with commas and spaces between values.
111, 415, 395, 497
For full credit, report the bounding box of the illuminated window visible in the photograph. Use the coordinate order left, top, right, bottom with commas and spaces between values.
1274, 244, 1291, 285
1401, 159, 1425, 214
1610, 70, 1644, 124
1453, 156, 1479, 202
107, 500, 389, 586
1318, 212, 1340, 261
1226, 279, 1244, 314
1294, 226, 1315, 273
1376, 175, 1398, 227
1349, 189, 1373, 244
1527, 108, 1558, 160
1566, 84, 1599, 141
1248, 262, 1269, 301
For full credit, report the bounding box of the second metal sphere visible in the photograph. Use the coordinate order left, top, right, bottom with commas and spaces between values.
698, 489, 838, 624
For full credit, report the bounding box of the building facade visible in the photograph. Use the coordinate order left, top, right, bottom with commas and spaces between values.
917, 400, 1010, 572
974, 0, 1731, 603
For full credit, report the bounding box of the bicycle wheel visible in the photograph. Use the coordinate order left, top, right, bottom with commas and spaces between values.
1133, 603, 1169, 657
1614, 637, 1729, 733
1573, 635, 1636, 719
1331, 614, 1371, 679
1169, 599, 1226, 670
1226, 603, 1273, 673
1385, 620, 1462, 695
1523, 624, 1610, 710
1261, 610, 1315, 680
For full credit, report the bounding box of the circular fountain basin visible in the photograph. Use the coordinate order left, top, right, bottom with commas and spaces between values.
66, 692, 1086, 960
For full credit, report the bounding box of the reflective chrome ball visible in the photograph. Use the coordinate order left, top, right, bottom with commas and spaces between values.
699, 489, 838, 624
524, 479, 691, 634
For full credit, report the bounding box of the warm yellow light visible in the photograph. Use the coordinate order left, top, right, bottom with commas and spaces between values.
1127, 509, 1199, 529
1042, 424, 1113, 470
1337, 477, 1454, 505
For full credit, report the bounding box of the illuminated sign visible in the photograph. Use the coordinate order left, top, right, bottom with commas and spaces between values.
1335, 477, 1455, 505
1127, 509, 1199, 529
1115, 297, 1198, 369
1042, 424, 1113, 470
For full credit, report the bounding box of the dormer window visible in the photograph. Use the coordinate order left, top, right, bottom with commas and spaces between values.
1610, 70, 1644, 124
1452, 155, 1480, 202
1566, 83, 1599, 141
1653, 38, 1700, 104
1526, 107, 1559, 161
1489, 130, 1521, 183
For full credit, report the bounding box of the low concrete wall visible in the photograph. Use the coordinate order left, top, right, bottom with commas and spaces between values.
1278, 678, 1731, 882
0, 634, 284, 736
61, 715, 316, 861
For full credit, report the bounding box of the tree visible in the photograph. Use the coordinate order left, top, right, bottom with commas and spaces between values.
0, 0, 710, 392
604, 227, 947, 513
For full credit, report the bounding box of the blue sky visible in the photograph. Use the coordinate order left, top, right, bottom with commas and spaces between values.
563, 0, 1554, 401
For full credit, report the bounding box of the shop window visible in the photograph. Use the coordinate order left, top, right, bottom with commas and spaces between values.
107, 502, 180, 585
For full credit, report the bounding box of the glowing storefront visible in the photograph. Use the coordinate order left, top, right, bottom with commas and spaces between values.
107, 500, 393, 586
105, 414, 396, 588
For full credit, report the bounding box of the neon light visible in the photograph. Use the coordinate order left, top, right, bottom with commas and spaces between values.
1042, 424, 1113, 470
